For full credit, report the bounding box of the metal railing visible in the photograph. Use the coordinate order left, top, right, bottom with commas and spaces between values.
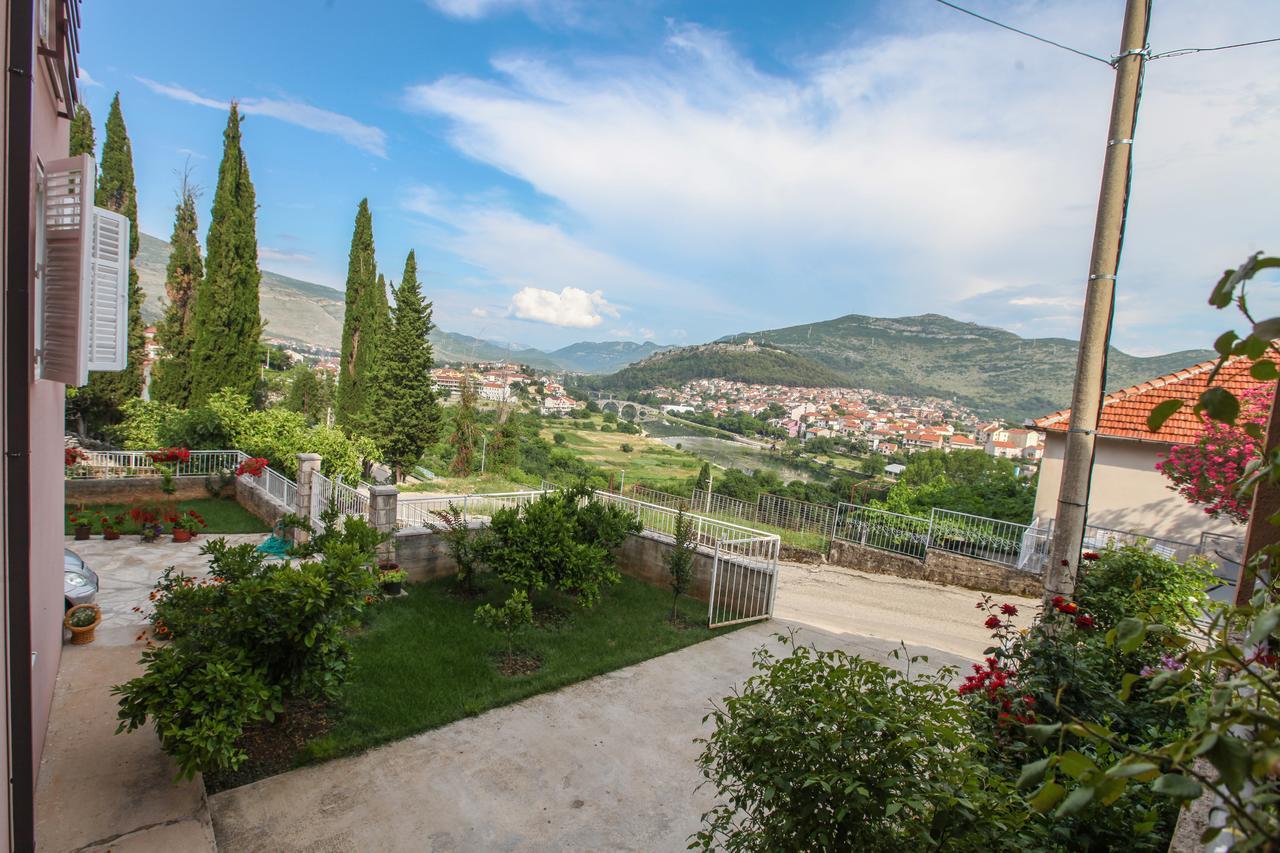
66, 449, 244, 479
692, 489, 755, 523
596, 490, 780, 564
239, 463, 297, 509
396, 490, 550, 529
833, 504, 932, 559
756, 492, 837, 538
1082, 523, 1199, 562
629, 484, 690, 511
311, 472, 368, 523
928, 507, 1033, 567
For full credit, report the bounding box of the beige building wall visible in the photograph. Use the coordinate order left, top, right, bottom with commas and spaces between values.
1034, 432, 1241, 544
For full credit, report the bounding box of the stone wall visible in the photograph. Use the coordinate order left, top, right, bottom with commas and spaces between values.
393, 526, 721, 603
66, 477, 215, 505
234, 478, 291, 528
827, 538, 1042, 598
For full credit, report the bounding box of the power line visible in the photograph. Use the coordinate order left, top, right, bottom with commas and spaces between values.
1150, 36, 1280, 61
931, 0, 1114, 66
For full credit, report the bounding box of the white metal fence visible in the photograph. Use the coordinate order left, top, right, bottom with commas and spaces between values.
395, 490, 550, 529
66, 449, 244, 479
311, 472, 369, 524
833, 504, 932, 559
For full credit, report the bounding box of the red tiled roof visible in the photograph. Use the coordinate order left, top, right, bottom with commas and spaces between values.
1034, 356, 1271, 445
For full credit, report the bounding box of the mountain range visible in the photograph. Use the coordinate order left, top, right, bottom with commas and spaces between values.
134, 232, 666, 372
715, 314, 1213, 421
135, 233, 1215, 419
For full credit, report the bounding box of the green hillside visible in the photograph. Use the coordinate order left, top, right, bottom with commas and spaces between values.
718, 313, 1213, 421
550, 340, 674, 373
592, 343, 849, 391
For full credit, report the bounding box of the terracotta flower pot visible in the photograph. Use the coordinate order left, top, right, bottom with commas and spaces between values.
73, 525, 91, 541
172, 528, 192, 543
64, 604, 101, 645
103, 529, 120, 541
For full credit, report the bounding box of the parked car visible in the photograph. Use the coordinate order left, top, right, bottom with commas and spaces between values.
63, 549, 98, 610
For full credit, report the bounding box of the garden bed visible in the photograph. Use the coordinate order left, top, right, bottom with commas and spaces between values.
206, 575, 736, 791
64, 497, 270, 535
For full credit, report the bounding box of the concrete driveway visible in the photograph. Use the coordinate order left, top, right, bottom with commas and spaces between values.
210, 562, 1030, 853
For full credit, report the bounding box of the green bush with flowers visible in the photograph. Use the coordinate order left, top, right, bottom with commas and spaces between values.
696, 545, 1212, 851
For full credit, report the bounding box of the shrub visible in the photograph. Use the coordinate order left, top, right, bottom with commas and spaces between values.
552, 432, 567, 445
694, 634, 1031, 851
116, 527, 382, 776
1075, 545, 1214, 630
475, 590, 533, 662
620, 443, 634, 453
482, 486, 640, 608
114, 645, 281, 780
429, 503, 486, 594
666, 509, 695, 622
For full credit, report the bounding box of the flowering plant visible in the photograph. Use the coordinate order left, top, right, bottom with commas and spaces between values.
234, 456, 269, 478
148, 447, 191, 464
171, 510, 207, 533
1155, 382, 1271, 523
67, 510, 90, 529
97, 512, 124, 531
64, 447, 88, 468
139, 522, 166, 543
378, 566, 407, 584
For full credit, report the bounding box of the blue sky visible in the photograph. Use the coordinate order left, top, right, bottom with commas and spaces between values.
78, 0, 1280, 353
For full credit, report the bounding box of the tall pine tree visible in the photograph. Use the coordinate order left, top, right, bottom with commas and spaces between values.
336, 199, 380, 430
78, 94, 144, 426
68, 104, 93, 158
150, 175, 203, 406
190, 104, 262, 404
368, 251, 440, 480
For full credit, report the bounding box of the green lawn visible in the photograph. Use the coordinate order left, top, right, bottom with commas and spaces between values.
303, 575, 737, 762
64, 497, 270, 535
542, 419, 704, 486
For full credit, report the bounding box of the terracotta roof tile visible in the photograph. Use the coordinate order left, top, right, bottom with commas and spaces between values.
1034, 356, 1272, 445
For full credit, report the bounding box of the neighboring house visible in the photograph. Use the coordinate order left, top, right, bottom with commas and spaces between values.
1032, 357, 1262, 544
540, 395, 578, 416
3, 2, 128, 848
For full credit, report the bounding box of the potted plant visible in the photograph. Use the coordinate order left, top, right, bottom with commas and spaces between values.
139, 521, 165, 543
171, 510, 207, 543
99, 512, 123, 541
68, 510, 92, 541
64, 603, 101, 645
378, 564, 406, 595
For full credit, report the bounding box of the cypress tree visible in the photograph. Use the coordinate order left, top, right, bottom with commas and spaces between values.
189, 104, 262, 404
448, 374, 480, 477
68, 104, 94, 156
150, 176, 203, 406
368, 251, 441, 480
694, 462, 712, 494
81, 94, 144, 417
336, 199, 378, 429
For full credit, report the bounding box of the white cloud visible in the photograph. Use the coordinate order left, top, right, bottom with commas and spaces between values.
425, 0, 586, 26
77, 66, 100, 88
403, 2, 1280, 352
136, 77, 388, 157
509, 286, 618, 328
471, 306, 491, 318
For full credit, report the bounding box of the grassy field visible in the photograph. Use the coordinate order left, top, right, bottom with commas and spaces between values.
64, 497, 269, 535
303, 575, 737, 762
399, 472, 537, 495
542, 416, 703, 486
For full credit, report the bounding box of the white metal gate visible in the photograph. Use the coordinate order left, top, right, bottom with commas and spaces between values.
707, 542, 779, 629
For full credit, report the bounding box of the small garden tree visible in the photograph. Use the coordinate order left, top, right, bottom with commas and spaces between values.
1155, 381, 1271, 523
475, 590, 532, 668
429, 503, 486, 594
667, 509, 695, 622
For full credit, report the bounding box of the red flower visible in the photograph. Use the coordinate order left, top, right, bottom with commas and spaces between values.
984, 615, 1002, 630
1063, 602, 1078, 615
1075, 614, 1095, 630
1000, 603, 1018, 616
1082, 551, 1101, 561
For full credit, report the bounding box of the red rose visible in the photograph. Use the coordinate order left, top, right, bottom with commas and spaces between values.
1000, 603, 1018, 616
1075, 614, 1095, 629
984, 615, 1002, 630
1082, 551, 1100, 561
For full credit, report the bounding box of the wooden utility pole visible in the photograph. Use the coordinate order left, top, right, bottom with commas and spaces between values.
1044, 0, 1150, 601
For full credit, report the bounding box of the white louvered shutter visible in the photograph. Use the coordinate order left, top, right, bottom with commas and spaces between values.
39, 154, 94, 385
85, 207, 129, 372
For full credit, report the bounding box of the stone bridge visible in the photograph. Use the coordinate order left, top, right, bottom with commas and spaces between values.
594, 398, 664, 422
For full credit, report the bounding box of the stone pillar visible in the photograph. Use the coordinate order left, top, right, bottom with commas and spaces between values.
294, 453, 322, 544
368, 485, 399, 565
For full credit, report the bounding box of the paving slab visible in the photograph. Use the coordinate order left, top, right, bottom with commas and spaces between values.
209, 621, 972, 853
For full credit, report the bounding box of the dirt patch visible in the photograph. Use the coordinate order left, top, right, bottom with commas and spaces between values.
493, 651, 543, 676
532, 605, 572, 629
666, 614, 700, 631
205, 701, 331, 794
